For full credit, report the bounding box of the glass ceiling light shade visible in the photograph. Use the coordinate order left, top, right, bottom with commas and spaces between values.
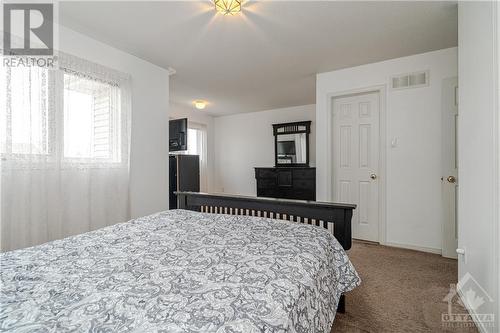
194, 100, 207, 110
214, 0, 242, 15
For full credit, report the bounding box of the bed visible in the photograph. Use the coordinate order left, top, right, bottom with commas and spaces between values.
0, 192, 360, 332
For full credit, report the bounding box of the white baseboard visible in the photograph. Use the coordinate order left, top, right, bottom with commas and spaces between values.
383, 241, 442, 255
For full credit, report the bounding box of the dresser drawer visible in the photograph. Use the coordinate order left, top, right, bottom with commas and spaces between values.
276, 169, 292, 187
293, 179, 315, 190
292, 168, 316, 179
255, 168, 276, 179
257, 178, 277, 189
257, 188, 279, 198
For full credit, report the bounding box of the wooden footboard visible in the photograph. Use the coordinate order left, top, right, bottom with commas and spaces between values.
176, 192, 356, 250
176, 191, 356, 313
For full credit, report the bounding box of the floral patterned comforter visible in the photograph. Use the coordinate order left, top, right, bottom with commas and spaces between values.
0, 209, 360, 332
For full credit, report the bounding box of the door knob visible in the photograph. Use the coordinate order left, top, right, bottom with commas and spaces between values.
447, 176, 456, 183
370, 173, 377, 180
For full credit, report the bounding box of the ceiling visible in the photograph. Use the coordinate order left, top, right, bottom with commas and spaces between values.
60, 1, 458, 116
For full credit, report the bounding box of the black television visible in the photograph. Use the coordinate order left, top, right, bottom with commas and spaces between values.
169, 118, 187, 152
277, 140, 296, 155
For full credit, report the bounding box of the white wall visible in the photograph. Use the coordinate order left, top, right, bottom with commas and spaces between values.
213, 104, 315, 195
316, 47, 457, 252
458, 2, 499, 331
169, 102, 215, 192
60, 26, 170, 218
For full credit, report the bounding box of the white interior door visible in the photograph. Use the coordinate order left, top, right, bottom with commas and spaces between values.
442, 77, 458, 259
332, 92, 380, 242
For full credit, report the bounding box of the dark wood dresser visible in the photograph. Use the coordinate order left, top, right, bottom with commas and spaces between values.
254, 167, 316, 201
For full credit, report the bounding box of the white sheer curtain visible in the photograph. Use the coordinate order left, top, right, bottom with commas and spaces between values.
0, 53, 131, 252
187, 123, 208, 192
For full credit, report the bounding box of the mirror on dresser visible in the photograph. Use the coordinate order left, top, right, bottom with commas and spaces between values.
273, 121, 311, 167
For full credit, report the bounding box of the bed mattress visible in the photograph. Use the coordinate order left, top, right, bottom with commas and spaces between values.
0, 209, 360, 332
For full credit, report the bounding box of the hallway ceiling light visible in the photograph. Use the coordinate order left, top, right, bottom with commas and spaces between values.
194, 100, 207, 110
214, 0, 242, 15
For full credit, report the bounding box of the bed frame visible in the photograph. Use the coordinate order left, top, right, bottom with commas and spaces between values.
176, 191, 356, 313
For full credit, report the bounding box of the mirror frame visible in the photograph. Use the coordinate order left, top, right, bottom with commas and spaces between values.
272, 121, 311, 167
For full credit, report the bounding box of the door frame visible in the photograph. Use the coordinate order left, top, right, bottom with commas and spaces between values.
441, 77, 459, 259
326, 85, 387, 245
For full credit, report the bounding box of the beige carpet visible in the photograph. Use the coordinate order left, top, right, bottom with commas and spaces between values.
331, 241, 479, 333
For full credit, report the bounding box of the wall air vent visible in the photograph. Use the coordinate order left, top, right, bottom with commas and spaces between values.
391, 70, 429, 90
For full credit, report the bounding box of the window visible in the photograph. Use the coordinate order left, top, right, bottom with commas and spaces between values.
187, 123, 208, 192
1, 57, 128, 167
1, 66, 50, 155
63, 72, 122, 162
187, 128, 202, 158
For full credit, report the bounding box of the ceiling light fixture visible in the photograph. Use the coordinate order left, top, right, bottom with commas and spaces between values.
214, 0, 242, 15
194, 100, 207, 110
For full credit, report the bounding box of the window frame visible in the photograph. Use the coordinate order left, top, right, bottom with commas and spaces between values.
60, 70, 124, 166
1, 64, 128, 169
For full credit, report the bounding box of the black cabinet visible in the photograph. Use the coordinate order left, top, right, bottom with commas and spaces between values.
169, 155, 200, 209
255, 167, 316, 201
